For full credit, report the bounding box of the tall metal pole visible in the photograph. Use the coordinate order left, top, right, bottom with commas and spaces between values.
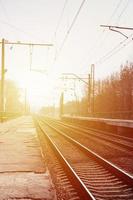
1, 39, 5, 122
91, 64, 95, 114
24, 88, 27, 115
92, 64, 95, 114
60, 92, 64, 118
73, 80, 79, 115
88, 73, 91, 114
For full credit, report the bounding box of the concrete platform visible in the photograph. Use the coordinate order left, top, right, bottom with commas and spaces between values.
0, 116, 56, 200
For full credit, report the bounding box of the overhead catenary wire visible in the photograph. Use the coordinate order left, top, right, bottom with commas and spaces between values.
95, 41, 131, 65
116, 0, 130, 24
90, 0, 125, 55
96, 0, 125, 47
53, 0, 68, 62
88, 0, 131, 67
81, 0, 124, 67
0, 0, 10, 22
0, 19, 46, 42
54, 0, 68, 37
0, 0, 11, 35
56, 0, 87, 59
108, 0, 125, 23
95, 34, 133, 65
54, 0, 125, 69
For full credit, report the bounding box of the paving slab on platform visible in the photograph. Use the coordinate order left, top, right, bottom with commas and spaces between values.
0, 116, 56, 200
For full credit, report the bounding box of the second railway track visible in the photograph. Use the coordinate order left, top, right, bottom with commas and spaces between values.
35, 116, 133, 200
43, 117, 133, 152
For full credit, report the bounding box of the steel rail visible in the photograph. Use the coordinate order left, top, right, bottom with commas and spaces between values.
40, 118, 133, 187
36, 118, 95, 200
45, 117, 133, 152
70, 123, 133, 142
51, 116, 133, 141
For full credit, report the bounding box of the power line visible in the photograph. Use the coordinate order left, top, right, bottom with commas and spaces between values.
95, 24, 133, 65
96, 39, 132, 65
54, 0, 68, 37
57, 0, 87, 57
116, 0, 130, 24
0, 19, 40, 40
0, 0, 10, 22
95, 39, 127, 64
53, 0, 68, 63
108, 0, 124, 23
95, 34, 133, 65
91, 0, 125, 53
85, 0, 131, 68
81, 0, 124, 67
94, 0, 126, 47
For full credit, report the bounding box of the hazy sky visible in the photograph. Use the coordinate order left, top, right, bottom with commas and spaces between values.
0, 0, 133, 110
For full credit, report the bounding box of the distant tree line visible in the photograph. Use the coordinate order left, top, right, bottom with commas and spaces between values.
63, 62, 133, 119
0, 79, 24, 114
94, 62, 133, 115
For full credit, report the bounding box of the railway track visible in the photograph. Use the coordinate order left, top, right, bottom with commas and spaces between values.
35, 117, 133, 200
43, 117, 133, 152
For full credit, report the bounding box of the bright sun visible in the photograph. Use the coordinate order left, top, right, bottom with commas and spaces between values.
9, 70, 59, 111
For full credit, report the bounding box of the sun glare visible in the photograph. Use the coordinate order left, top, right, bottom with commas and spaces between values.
9, 69, 59, 110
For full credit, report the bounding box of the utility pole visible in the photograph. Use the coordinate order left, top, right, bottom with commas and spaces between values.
90, 64, 95, 114
24, 88, 27, 115
62, 73, 90, 115
60, 92, 64, 118
0, 39, 5, 122
73, 80, 79, 115
88, 73, 91, 114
